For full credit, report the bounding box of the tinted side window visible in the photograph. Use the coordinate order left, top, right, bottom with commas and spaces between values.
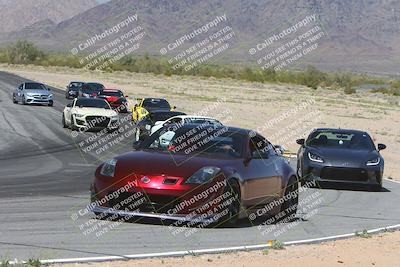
249, 135, 273, 159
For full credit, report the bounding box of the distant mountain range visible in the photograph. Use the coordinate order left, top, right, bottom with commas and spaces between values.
0, 0, 98, 33
1, 0, 400, 75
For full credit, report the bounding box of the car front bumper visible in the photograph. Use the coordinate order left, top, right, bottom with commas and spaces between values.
301, 161, 383, 186
73, 115, 119, 130
25, 95, 53, 104
91, 205, 217, 224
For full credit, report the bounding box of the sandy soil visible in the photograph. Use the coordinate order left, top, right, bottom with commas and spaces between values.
1, 64, 399, 181
50, 230, 400, 267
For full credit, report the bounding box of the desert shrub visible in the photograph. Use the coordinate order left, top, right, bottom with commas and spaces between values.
4, 40, 46, 64
298, 65, 326, 89
344, 84, 356, 94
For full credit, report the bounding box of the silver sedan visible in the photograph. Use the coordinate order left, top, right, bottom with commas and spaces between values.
12, 82, 54, 106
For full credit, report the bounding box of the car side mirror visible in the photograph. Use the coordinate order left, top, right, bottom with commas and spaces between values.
274, 145, 286, 155
67, 103, 72, 107
378, 143, 386, 151
125, 95, 129, 98
296, 139, 305, 145
132, 140, 142, 150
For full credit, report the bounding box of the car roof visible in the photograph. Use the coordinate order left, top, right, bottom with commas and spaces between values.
172, 123, 251, 135
143, 98, 167, 101
313, 128, 369, 135
168, 115, 215, 120
101, 89, 121, 92
23, 82, 44, 85
76, 97, 106, 102
84, 82, 104, 85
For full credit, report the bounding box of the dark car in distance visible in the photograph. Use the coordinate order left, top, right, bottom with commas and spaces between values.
97, 89, 129, 113
80, 83, 105, 98
91, 124, 298, 225
66, 81, 84, 99
296, 128, 386, 191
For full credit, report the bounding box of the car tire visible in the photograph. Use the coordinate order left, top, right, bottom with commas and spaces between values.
70, 115, 77, 131
220, 180, 241, 226
280, 176, 299, 219
107, 127, 118, 133
13, 95, 17, 104
22, 95, 27, 105
62, 114, 67, 128
48, 101, 53, 107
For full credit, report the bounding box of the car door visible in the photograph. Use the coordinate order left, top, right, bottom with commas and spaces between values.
241, 134, 283, 206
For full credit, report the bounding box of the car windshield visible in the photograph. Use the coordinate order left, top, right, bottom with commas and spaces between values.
75, 98, 110, 109
143, 99, 170, 109
25, 83, 47, 90
306, 130, 375, 150
69, 82, 83, 88
100, 91, 123, 97
144, 124, 243, 158
82, 83, 105, 93
184, 118, 221, 125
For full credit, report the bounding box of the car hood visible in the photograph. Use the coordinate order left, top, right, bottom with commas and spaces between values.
25, 90, 51, 95
113, 150, 238, 179
71, 107, 117, 116
308, 146, 380, 165
148, 111, 186, 122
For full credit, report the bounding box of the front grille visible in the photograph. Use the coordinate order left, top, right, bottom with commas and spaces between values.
86, 116, 110, 128
163, 178, 178, 185
321, 167, 368, 182
108, 192, 181, 213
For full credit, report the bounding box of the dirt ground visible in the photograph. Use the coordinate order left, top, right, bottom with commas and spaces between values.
50, 230, 400, 267
2, 64, 399, 181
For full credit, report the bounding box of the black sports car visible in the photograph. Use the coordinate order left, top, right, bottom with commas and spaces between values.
66, 81, 84, 99
80, 83, 105, 98
132, 98, 186, 142
296, 128, 386, 191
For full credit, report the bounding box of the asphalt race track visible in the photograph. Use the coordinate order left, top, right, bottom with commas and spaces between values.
0, 71, 400, 261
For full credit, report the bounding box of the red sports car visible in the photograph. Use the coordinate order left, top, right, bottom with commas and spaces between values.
90, 123, 298, 226
97, 89, 129, 113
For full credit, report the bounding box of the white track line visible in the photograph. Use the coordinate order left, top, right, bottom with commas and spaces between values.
385, 178, 400, 184
8, 223, 400, 265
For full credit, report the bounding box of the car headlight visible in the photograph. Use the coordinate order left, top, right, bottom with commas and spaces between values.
48, 94, 53, 98
308, 152, 324, 163
184, 167, 220, 184
26, 93, 34, 96
74, 113, 85, 118
100, 159, 118, 177
366, 157, 380, 166
145, 124, 151, 130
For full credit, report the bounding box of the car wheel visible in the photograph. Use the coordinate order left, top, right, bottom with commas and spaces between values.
70, 115, 77, 131
22, 95, 27, 105
48, 101, 53, 107
13, 95, 17, 104
220, 180, 241, 226
107, 127, 118, 133
280, 176, 299, 218
62, 114, 67, 128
